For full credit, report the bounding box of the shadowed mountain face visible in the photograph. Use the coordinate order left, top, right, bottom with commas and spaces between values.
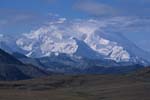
0, 49, 49, 81
0, 49, 23, 65
14, 52, 144, 74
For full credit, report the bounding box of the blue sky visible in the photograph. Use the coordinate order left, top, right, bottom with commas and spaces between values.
0, 0, 150, 52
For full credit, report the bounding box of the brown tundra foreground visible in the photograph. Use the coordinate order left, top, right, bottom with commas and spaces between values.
0, 68, 150, 100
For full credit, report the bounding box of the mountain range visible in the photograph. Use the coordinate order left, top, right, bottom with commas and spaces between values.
0, 20, 150, 75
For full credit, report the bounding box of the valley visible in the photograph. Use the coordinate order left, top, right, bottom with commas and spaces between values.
0, 68, 150, 100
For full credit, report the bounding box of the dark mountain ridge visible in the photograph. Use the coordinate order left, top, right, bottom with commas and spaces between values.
0, 49, 49, 81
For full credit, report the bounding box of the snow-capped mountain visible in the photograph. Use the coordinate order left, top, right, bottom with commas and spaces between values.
14, 19, 149, 65
1, 18, 150, 66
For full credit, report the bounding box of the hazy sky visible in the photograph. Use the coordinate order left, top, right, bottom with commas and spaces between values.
0, 0, 150, 52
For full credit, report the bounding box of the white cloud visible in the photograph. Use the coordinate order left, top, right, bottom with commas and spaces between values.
74, 0, 150, 17
20, 16, 150, 39
75, 1, 118, 16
